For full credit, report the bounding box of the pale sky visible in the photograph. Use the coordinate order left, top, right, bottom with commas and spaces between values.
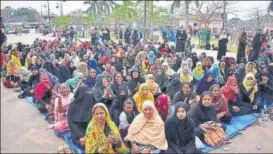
1, 1, 270, 20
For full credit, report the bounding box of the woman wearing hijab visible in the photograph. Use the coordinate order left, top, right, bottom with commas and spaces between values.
239, 73, 262, 112
85, 103, 129, 153
3, 60, 20, 88
155, 94, 169, 121
47, 83, 73, 134
18, 66, 40, 98
166, 77, 182, 101
147, 51, 156, 65
162, 62, 175, 78
179, 64, 193, 84
191, 61, 204, 84
145, 74, 161, 97
18, 66, 31, 94
133, 83, 154, 113
92, 74, 116, 109
57, 62, 73, 83
221, 76, 251, 116
202, 57, 212, 71
195, 71, 216, 95
84, 68, 97, 88
188, 92, 218, 140
219, 61, 226, 87
155, 67, 169, 93
125, 100, 168, 153
88, 58, 102, 74
217, 30, 228, 61
119, 98, 138, 140
67, 83, 96, 149
65, 72, 84, 92
258, 71, 273, 108
74, 62, 89, 77
237, 32, 247, 64
172, 56, 182, 72
237, 62, 257, 83
210, 84, 232, 123
164, 102, 201, 154
127, 68, 145, 95
110, 83, 130, 126
10, 49, 22, 67
173, 82, 199, 110
35, 72, 53, 113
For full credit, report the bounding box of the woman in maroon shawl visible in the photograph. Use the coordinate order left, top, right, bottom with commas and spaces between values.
155, 94, 169, 121
210, 84, 232, 123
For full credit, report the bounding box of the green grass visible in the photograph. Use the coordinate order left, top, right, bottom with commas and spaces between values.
192, 38, 237, 53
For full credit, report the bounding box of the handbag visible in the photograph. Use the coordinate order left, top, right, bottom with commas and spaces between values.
204, 124, 226, 147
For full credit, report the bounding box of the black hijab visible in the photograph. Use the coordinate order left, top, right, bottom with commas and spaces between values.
167, 77, 182, 100
127, 69, 144, 94
188, 91, 217, 126
67, 85, 96, 122
165, 102, 195, 151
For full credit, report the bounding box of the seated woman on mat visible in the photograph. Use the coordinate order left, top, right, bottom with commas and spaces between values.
46, 83, 73, 134
133, 83, 154, 113
239, 73, 262, 112
92, 74, 116, 109
34, 72, 54, 114
2, 60, 20, 88
209, 84, 232, 123
119, 98, 138, 140
18, 66, 40, 98
85, 103, 129, 153
221, 76, 252, 116
125, 100, 168, 153
188, 91, 222, 141
67, 83, 96, 149
257, 71, 273, 108
164, 102, 202, 154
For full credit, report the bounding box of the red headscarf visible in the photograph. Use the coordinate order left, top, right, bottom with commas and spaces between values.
155, 94, 169, 121
35, 73, 52, 100
221, 76, 239, 102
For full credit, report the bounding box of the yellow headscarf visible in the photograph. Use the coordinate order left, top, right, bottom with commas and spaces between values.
6, 60, 20, 76
85, 103, 129, 153
133, 83, 154, 112
180, 67, 193, 83
245, 62, 257, 76
11, 55, 22, 67
192, 61, 204, 80
145, 74, 160, 94
242, 73, 258, 103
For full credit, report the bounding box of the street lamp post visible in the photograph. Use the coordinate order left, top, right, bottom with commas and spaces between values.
40, 4, 47, 24
47, 0, 50, 25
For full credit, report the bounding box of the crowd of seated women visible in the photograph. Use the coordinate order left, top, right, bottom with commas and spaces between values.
1, 35, 273, 153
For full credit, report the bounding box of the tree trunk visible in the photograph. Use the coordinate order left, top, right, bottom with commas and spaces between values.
184, 1, 189, 32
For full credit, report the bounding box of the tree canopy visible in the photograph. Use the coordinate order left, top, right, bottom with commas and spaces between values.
12, 7, 40, 22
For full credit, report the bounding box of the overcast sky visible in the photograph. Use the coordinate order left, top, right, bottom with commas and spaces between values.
1, 1, 270, 20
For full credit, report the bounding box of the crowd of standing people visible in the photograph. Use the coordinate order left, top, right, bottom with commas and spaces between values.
0, 26, 273, 153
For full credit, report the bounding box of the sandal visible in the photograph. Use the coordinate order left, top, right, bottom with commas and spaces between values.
18, 94, 25, 99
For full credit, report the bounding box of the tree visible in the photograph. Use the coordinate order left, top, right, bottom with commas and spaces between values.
83, 0, 116, 16
114, 1, 137, 28
68, 9, 87, 26
52, 15, 71, 27
171, 0, 199, 32
248, 7, 266, 30
84, 14, 96, 25
12, 7, 40, 22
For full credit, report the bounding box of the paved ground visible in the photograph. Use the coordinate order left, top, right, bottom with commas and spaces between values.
1, 33, 273, 153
